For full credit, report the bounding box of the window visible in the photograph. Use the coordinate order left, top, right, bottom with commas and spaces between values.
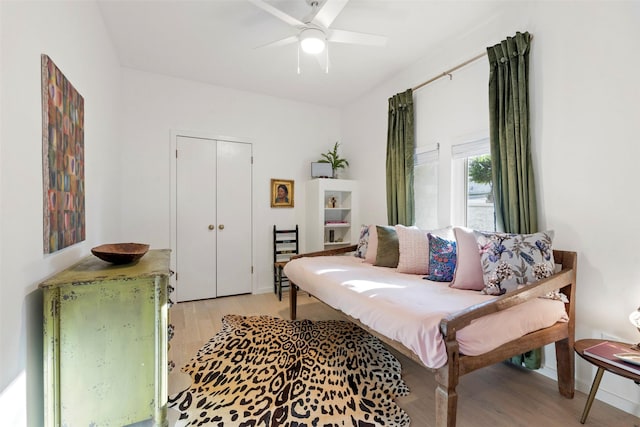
451, 138, 496, 231
413, 146, 439, 230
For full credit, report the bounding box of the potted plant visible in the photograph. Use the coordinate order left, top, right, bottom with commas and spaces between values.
318, 142, 349, 178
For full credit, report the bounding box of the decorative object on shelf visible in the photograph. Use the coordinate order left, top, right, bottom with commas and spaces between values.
91, 243, 150, 264
328, 196, 337, 208
630, 306, 640, 350
317, 142, 349, 178
311, 162, 333, 178
271, 179, 294, 208
41, 54, 86, 253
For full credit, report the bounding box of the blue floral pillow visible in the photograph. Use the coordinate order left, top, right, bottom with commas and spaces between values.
424, 233, 457, 282
354, 225, 370, 258
474, 230, 555, 296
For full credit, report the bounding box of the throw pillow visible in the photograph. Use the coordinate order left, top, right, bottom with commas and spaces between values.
475, 230, 555, 296
430, 226, 455, 241
354, 224, 370, 258
425, 233, 457, 282
449, 227, 485, 290
395, 225, 430, 274
364, 225, 378, 264
374, 225, 399, 268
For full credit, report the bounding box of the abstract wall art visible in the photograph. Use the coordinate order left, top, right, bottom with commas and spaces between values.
41, 55, 85, 253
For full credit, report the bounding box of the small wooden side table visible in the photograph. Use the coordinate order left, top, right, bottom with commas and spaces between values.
574, 339, 640, 424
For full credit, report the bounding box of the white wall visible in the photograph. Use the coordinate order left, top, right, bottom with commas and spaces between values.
0, 2, 122, 425
343, 1, 640, 416
0, 4, 340, 422
119, 69, 341, 295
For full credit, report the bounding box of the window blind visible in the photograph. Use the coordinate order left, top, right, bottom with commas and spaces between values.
451, 137, 489, 159
415, 145, 439, 165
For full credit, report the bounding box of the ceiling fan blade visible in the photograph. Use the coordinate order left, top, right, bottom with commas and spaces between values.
248, 0, 305, 28
328, 29, 387, 47
311, 0, 349, 28
255, 35, 298, 49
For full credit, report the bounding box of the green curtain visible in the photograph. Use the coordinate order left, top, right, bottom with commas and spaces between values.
488, 31, 540, 369
488, 31, 538, 235
386, 89, 415, 226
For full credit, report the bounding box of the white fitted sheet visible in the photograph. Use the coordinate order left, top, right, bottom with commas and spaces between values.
284, 255, 568, 369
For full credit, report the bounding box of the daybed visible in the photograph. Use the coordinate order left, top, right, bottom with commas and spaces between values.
284, 227, 577, 427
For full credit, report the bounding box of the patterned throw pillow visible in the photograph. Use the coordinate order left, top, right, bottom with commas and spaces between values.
354, 225, 370, 258
475, 230, 555, 296
364, 225, 378, 264
425, 233, 457, 282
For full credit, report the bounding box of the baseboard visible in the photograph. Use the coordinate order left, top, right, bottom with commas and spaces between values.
254, 282, 293, 297
538, 364, 640, 418
253, 285, 273, 295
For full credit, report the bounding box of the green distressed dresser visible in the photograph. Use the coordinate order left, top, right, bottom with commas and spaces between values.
39, 249, 171, 427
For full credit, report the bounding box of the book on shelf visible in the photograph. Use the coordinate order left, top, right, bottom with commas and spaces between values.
583, 341, 640, 375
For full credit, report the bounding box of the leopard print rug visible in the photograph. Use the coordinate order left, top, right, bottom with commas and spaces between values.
168, 314, 410, 426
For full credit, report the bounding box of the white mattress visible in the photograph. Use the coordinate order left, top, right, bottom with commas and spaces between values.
284, 255, 568, 369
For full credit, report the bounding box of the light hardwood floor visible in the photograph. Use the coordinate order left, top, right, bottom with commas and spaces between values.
168, 292, 640, 427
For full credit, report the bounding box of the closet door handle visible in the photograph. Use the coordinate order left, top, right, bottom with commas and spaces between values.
218, 224, 225, 230
208, 225, 215, 230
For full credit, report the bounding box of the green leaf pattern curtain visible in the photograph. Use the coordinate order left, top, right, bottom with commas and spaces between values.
488, 31, 540, 369
386, 89, 415, 226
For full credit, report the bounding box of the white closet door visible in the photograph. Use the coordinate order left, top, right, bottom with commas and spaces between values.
175, 136, 252, 301
176, 136, 217, 301
216, 140, 252, 296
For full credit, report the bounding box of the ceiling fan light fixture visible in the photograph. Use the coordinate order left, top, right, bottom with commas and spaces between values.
299, 28, 326, 54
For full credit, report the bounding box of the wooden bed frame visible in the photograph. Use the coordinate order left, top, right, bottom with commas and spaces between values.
288, 245, 577, 427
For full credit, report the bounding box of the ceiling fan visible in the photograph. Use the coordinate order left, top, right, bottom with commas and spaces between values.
248, 0, 387, 73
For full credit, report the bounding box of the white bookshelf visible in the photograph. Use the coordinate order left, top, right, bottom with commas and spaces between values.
305, 179, 358, 252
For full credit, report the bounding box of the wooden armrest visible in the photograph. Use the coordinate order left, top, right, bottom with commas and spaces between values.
290, 244, 358, 260
440, 267, 576, 338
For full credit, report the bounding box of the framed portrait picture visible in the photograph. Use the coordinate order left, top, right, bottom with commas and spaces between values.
271, 179, 294, 208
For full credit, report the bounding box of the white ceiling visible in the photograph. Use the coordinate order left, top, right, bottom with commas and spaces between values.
97, 0, 502, 107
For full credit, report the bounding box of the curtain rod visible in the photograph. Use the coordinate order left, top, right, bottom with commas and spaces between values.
412, 34, 533, 92
412, 51, 486, 92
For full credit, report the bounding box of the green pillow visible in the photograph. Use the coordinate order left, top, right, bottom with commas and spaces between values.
374, 225, 399, 267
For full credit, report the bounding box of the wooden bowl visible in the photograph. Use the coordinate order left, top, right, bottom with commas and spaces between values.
91, 243, 150, 265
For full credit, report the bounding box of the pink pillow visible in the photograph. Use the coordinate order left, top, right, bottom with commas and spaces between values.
449, 227, 484, 290
364, 225, 378, 264
395, 225, 430, 274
